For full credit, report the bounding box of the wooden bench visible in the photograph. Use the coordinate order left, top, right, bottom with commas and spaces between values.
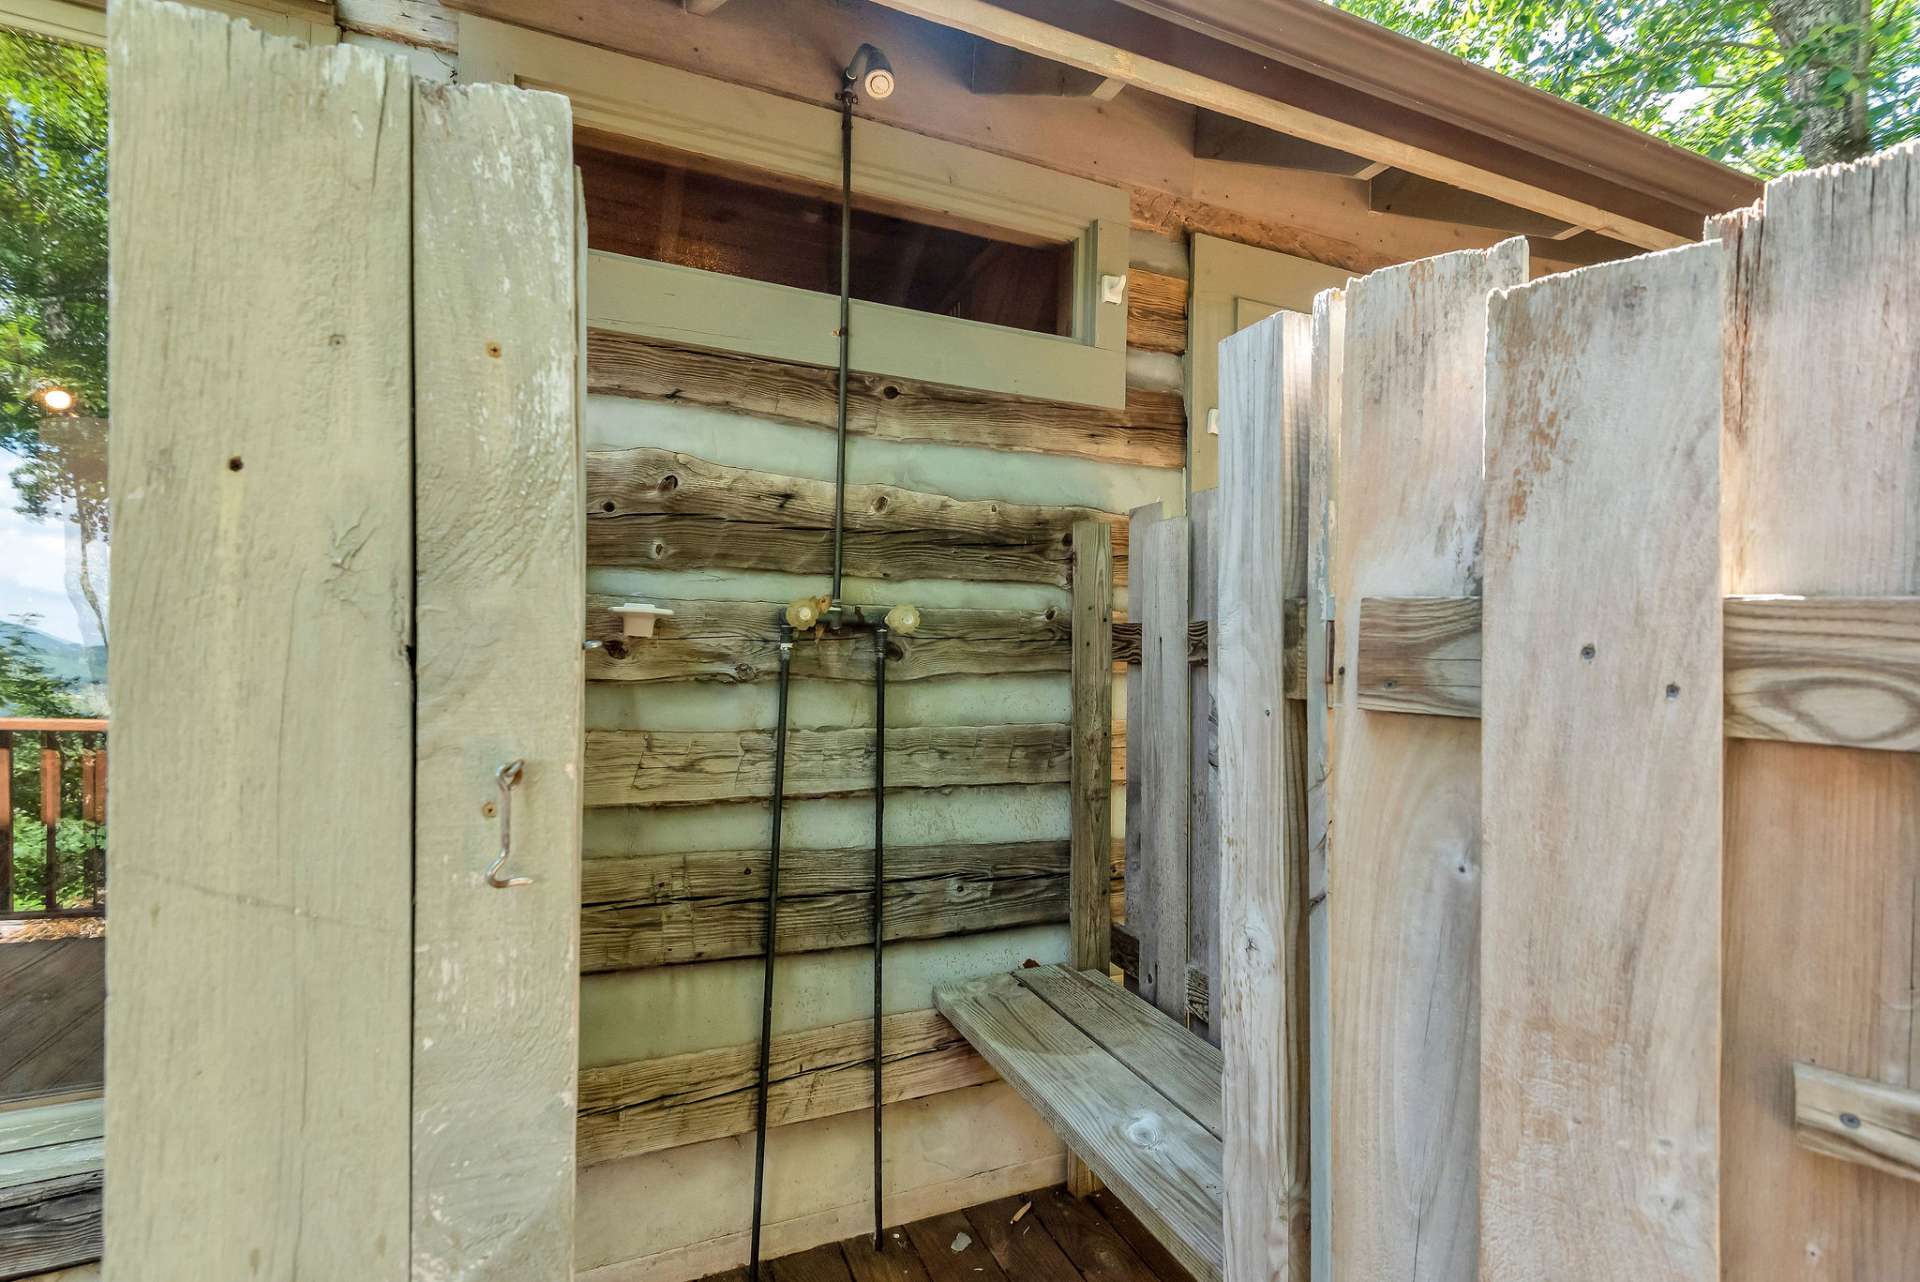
935, 965, 1223, 1282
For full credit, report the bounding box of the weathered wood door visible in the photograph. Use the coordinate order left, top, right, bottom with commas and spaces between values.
107, 5, 585, 1280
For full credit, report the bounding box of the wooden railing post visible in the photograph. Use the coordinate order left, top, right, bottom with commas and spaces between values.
1, 729, 12, 913
41, 734, 61, 912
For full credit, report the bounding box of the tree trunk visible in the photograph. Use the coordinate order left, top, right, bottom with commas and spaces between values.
1770, 0, 1874, 166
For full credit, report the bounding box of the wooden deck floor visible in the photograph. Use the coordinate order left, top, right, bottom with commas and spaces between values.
0, 940, 105, 1101
0, 1094, 103, 1278
704, 1186, 1198, 1282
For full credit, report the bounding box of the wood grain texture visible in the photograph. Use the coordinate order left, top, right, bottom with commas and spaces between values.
575, 1009, 991, 1166
965, 1194, 1082, 1282
1793, 1063, 1920, 1185
1026, 1183, 1164, 1282
1184, 491, 1221, 1045
585, 723, 1070, 807
410, 82, 582, 1282
1123, 502, 1162, 999
1480, 243, 1724, 1280
1127, 270, 1188, 354
0, 940, 102, 1100
1304, 286, 1344, 1282
1013, 967, 1223, 1139
585, 446, 1127, 588
1215, 309, 1311, 1282
934, 975, 1223, 1282
1071, 521, 1115, 975
1326, 241, 1526, 1282
1714, 143, 1920, 1276
0, 1169, 100, 1278
104, 7, 412, 1278
586, 595, 1070, 684
1134, 514, 1191, 1018
578, 840, 1070, 972
903, 1211, 1009, 1282
1353, 595, 1481, 717
587, 330, 1184, 470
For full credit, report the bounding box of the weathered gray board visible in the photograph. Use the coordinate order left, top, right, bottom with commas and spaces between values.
1714, 142, 1920, 1275
1216, 310, 1313, 1282
1326, 241, 1526, 1282
1184, 490, 1221, 1043
1480, 245, 1724, 1279
1133, 512, 1191, 1018
412, 84, 583, 1281
106, 5, 413, 1276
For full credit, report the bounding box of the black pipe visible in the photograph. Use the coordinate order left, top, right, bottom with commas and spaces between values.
830, 88, 855, 604
870, 624, 889, 1248
749, 625, 796, 1282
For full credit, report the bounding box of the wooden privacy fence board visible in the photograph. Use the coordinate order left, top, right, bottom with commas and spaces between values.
585, 595, 1071, 684
1184, 491, 1222, 1045
1133, 512, 1191, 1017
583, 723, 1071, 807
105, 7, 414, 1278
578, 840, 1070, 972
1714, 142, 1920, 1277
410, 82, 583, 1282
1215, 309, 1312, 1282
576, 1009, 993, 1166
935, 974, 1224, 1282
586, 330, 1186, 471
1480, 243, 1725, 1279
1355, 593, 1920, 752
1792, 1063, 1920, 1185
1326, 240, 1527, 1282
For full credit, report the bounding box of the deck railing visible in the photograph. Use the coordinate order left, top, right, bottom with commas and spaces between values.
1, 717, 108, 919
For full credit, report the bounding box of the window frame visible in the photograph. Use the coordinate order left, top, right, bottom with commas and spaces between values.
459, 16, 1131, 410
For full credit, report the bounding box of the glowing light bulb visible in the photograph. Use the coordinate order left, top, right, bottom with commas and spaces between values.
39, 387, 73, 412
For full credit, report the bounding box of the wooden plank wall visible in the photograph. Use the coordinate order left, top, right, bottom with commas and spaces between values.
1714, 142, 1920, 1276
1479, 244, 1725, 1278
105, 6, 414, 1276
1216, 310, 1313, 1282
571, 219, 1188, 1275
1325, 241, 1526, 1282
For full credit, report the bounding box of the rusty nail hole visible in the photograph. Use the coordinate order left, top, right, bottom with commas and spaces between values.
485, 342, 502, 358
327, 333, 345, 348
1666, 683, 1681, 700
481, 800, 497, 818
227, 456, 244, 472
1580, 643, 1597, 661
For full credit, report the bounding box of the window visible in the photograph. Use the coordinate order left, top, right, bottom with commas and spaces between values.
461, 17, 1130, 409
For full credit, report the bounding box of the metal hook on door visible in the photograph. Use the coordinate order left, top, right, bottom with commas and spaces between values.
486, 758, 531, 888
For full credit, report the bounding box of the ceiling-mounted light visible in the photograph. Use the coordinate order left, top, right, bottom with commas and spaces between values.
843, 44, 895, 100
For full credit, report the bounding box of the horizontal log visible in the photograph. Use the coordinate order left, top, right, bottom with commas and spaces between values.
1126, 270, 1187, 355
577, 1008, 994, 1166
586, 446, 1129, 588
1113, 597, 1307, 698
586, 595, 1071, 684
585, 722, 1072, 807
587, 330, 1185, 470
1355, 594, 1920, 751
579, 840, 1070, 972
0, 1168, 102, 1279
1792, 1062, 1920, 1185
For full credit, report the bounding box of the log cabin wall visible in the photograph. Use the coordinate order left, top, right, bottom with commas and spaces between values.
315, 5, 1623, 1279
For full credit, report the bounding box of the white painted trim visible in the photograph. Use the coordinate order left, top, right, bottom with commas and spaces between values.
459, 14, 1128, 409
0, 0, 337, 45
0, 0, 101, 43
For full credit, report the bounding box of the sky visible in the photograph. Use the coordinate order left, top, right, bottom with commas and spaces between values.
0, 446, 98, 644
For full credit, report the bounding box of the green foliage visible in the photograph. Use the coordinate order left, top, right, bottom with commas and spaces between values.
7, 813, 100, 912
1, 29, 110, 639
2, 623, 96, 912
1336, 0, 1919, 175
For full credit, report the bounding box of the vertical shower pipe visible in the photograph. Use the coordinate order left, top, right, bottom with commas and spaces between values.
749, 626, 795, 1282
871, 623, 889, 1247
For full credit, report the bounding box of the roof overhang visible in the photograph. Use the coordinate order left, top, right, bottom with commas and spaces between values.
866, 0, 1763, 249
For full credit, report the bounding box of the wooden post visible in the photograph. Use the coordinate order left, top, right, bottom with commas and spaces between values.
1068, 517, 1113, 1196
106, 4, 414, 1276
1715, 143, 1920, 1275
1480, 244, 1724, 1279
39, 737, 60, 911
1185, 489, 1220, 1041
1216, 309, 1311, 1282
1326, 240, 1525, 1282
410, 82, 583, 1280
1135, 512, 1191, 1019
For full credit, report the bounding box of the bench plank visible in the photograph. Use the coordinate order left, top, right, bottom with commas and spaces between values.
934, 973, 1223, 1282
1013, 966, 1222, 1139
